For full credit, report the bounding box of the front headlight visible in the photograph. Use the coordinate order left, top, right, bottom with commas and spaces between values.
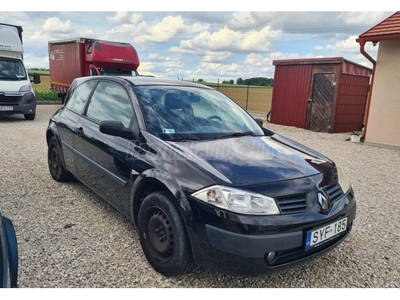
19, 84, 32, 92
191, 185, 280, 215
337, 167, 351, 194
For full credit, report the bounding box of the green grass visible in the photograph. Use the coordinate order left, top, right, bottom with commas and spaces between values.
35, 91, 60, 101
28, 70, 50, 75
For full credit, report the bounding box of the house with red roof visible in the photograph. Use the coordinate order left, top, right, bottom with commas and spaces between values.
357, 11, 400, 148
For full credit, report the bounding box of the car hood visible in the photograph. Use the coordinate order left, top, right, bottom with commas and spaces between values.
166, 134, 335, 187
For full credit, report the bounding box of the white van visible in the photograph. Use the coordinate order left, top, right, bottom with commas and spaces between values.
0, 23, 40, 120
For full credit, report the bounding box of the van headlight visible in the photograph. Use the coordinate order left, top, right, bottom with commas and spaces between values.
192, 185, 280, 215
19, 84, 32, 92
337, 167, 351, 194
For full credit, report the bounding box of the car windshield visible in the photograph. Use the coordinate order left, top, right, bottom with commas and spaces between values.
134, 85, 264, 141
0, 57, 27, 80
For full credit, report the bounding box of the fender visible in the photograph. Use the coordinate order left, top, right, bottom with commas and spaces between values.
130, 168, 193, 227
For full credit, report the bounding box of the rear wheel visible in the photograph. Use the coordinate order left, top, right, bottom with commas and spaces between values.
47, 136, 71, 182
138, 191, 194, 276
24, 113, 35, 120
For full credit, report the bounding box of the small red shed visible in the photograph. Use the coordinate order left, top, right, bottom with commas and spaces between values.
270, 57, 372, 133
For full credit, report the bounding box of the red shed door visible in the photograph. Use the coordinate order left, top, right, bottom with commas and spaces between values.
308, 73, 336, 132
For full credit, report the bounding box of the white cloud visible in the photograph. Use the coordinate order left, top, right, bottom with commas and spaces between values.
106, 12, 131, 24
147, 53, 165, 61
131, 13, 143, 25
30, 17, 75, 44
42, 17, 73, 34
228, 12, 272, 30
202, 52, 233, 63
103, 16, 207, 45
178, 26, 281, 54
145, 16, 186, 43
339, 12, 392, 26
326, 35, 360, 53
314, 45, 324, 51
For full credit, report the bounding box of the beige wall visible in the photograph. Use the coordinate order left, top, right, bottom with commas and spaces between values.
366, 39, 400, 147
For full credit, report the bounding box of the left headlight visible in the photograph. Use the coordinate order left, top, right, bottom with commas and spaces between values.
19, 85, 32, 92
191, 185, 280, 215
337, 167, 351, 194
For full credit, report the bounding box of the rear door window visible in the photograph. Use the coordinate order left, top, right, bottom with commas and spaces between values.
65, 80, 96, 114
85, 81, 134, 128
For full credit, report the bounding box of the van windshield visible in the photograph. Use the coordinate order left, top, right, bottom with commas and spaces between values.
0, 57, 27, 80
134, 85, 265, 141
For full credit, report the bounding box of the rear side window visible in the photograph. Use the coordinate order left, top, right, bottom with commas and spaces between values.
85, 81, 134, 128
65, 81, 96, 114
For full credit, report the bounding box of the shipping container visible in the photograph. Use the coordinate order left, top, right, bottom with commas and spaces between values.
270, 57, 372, 133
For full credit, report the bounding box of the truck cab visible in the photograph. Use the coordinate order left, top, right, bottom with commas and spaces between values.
86, 40, 140, 77
0, 23, 40, 120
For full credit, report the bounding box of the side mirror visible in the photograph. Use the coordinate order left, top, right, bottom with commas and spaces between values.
99, 120, 137, 139
255, 118, 263, 127
31, 73, 41, 84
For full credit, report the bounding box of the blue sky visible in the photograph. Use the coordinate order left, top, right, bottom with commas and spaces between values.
0, 3, 396, 83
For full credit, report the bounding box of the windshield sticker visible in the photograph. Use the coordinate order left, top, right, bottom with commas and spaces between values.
163, 128, 175, 134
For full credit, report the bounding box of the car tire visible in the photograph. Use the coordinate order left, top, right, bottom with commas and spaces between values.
24, 113, 35, 121
138, 191, 194, 276
47, 136, 71, 182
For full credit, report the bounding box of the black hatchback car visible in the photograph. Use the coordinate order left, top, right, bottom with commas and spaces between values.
46, 76, 356, 276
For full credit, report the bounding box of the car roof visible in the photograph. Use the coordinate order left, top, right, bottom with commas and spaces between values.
72, 76, 214, 90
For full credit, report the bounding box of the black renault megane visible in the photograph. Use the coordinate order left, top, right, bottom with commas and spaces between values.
46, 76, 356, 276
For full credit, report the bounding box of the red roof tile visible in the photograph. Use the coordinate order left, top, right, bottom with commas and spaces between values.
359, 11, 400, 41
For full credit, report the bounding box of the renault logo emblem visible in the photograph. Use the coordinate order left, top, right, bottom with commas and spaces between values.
317, 192, 329, 212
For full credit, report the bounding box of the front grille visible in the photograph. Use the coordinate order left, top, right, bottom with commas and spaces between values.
324, 183, 344, 202
276, 194, 307, 215
0, 94, 21, 104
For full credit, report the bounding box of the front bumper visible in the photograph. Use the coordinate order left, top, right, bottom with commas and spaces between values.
0, 91, 36, 116
186, 189, 356, 276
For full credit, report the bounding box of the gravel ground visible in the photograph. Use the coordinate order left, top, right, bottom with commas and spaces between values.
0, 105, 399, 288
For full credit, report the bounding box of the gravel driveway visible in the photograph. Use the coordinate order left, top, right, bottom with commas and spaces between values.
0, 105, 399, 288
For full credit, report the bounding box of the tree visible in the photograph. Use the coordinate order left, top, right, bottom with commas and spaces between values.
236, 78, 244, 85
221, 79, 234, 84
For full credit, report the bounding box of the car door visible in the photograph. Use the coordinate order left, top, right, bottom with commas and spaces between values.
58, 79, 97, 174
73, 79, 137, 214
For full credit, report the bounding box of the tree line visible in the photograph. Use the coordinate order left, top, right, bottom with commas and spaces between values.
235, 77, 273, 87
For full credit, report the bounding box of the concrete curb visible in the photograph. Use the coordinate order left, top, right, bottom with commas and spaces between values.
37, 101, 62, 105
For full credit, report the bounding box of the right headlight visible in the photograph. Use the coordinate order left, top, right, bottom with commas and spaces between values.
191, 185, 280, 215
337, 167, 351, 194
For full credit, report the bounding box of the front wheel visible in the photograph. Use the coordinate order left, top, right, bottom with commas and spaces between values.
138, 191, 194, 276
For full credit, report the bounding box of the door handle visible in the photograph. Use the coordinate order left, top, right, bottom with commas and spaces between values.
75, 127, 84, 136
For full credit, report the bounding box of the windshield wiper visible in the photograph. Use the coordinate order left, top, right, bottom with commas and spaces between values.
216, 131, 255, 139
166, 136, 201, 141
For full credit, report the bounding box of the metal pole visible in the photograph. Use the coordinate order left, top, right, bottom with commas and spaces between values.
246, 83, 249, 111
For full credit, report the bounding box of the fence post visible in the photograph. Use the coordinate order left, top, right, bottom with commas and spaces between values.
217, 78, 219, 91
245, 83, 249, 111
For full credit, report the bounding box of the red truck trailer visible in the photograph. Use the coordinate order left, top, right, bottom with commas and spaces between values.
48, 37, 140, 102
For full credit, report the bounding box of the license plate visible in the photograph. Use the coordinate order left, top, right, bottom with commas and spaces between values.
305, 217, 347, 249
0, 106, 13, 111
